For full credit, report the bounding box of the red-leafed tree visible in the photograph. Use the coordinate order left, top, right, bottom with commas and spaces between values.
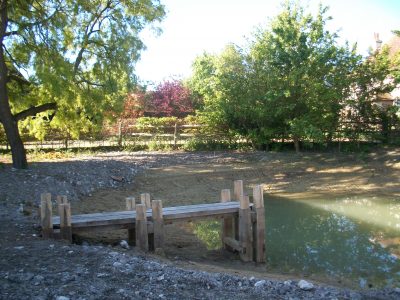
150, 80, 194, 116
121, 90, 149, 119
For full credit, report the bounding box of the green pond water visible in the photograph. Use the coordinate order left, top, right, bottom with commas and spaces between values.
193, 195, 400, 288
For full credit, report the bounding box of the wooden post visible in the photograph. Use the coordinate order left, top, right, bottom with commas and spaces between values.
40, 193, 53, 239
221, 189, 234, 251
239, 194, 253, 262
135, 204, 149, 252
140, 193, 151, 209
234, 180, 243, 202
126, 197, 136, 245
59, 203, 72, 243
233, 180, 243, 241
173, 122, 178, 148
152, 200, 164, 251
253, 185, 266, 263
126, 196, 136, 211
57, 195, 68, 218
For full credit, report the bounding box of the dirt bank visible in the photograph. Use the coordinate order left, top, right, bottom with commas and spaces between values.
1, 149, 400, 299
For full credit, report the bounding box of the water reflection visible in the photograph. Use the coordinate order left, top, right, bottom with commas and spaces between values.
192, 195, 400, 288
267, 196, 400, 288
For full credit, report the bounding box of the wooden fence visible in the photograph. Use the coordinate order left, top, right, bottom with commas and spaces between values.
1, 122, 400, 151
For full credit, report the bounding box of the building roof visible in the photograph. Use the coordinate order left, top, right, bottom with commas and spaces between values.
386, 35, 400, 59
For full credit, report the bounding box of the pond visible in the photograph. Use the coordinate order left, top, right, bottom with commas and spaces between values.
193, 195, 400, 288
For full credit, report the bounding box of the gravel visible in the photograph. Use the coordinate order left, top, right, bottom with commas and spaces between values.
0, 151, 399, 299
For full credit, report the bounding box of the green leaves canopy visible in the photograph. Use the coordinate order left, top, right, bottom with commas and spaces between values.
189, 2, 364, 147
5, 0, 165, 139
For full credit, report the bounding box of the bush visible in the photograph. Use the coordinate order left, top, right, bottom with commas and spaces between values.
135, 117, 179, 134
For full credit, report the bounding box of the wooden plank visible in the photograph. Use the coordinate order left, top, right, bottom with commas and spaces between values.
234, 180, 243, 202
221, 189, 234, 251
140, 193, 151, 209
152, 200, 164, 250
52, 202, 244, 229
135, 204, 148, 252
40, 193, 53, 239
253, 185, 266, 263
223, 237, 242, 252
126, 196, 136, 211
60, 203, 72, 243
239, 195, 253, 262
126, 196, 136, 245
56, 195, 68, 217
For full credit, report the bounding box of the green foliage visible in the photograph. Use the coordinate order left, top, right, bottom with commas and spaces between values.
188, 1, 395, 148
392, 30, 400, 85
344, 47, 398, 142
192, 221, 222, 250
135, 116, 179, 130
4, 0, 165, 139
147, 139, 173, 151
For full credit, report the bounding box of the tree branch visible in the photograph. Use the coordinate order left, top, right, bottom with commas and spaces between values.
14, 102, 57, 122
5, 6, 62, 37
73, 1, 113, 74
76, 77, 105, 87
7, 73, 30, 86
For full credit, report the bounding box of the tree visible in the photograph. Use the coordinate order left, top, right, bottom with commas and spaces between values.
0, 0, 165, 168
248, 2, 360, 150
392, 30, 400, 84
344, 47, 395, 143
150, 79, 194, 117
189, 45, 255, 142
190, 2, 360, 151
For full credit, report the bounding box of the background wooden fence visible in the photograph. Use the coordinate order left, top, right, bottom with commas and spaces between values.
1, 122, 400, 151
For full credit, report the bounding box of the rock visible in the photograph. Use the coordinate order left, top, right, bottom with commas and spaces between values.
157, 274, 165, 281
32, 275, 44, 286
155, 247, 166, 257
55, 296, 70, 300
254, 280, 266, 287
109, 251, 119, 257
110, 175, 124, 182
359, 278, 367, 289
284, 280, 293, 286
113, 262, 123, 268
120, 240, 130, 249
298, 280, 314, 291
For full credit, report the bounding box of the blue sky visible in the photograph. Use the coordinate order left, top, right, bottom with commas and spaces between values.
135, 0, 400, 85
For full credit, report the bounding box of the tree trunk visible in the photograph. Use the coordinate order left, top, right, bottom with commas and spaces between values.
0, 1, 28, 169
293, 136, 300, 153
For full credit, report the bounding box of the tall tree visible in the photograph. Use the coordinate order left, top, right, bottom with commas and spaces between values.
189, 2, 360, 150
248, 2, 359, 150
0, 0, 165, 168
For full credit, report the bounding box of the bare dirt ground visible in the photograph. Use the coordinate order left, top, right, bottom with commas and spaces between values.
1, 149, 400, 299
73, 148, 400, 286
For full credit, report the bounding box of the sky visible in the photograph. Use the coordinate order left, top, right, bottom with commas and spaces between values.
135, 0, 400, 86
